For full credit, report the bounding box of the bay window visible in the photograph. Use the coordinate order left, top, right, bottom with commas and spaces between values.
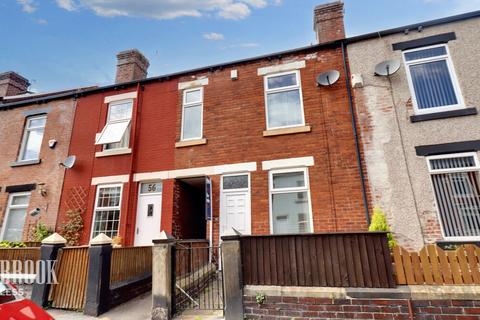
269, 168, 312, 234
264, 71, 305, 130
427, 153, 480, 240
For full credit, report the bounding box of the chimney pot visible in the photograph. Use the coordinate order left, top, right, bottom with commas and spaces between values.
115, 49, 150, 84
0, 71, 30, 98
313, 1, 345, 44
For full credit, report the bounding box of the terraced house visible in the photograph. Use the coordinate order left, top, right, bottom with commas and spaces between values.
347, 10, 480, 249
0, 72, 86, 242
55, 1, 371, 246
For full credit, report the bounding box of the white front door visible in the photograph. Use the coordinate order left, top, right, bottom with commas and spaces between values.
220, 174, 251, 236
134, 182, 162, 246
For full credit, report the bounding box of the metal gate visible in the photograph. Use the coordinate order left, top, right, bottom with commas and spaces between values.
172, 241, 224, 315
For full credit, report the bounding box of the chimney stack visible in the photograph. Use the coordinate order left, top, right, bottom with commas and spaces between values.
0, 71, 30, 98
313, 1, 345, 44
115, 49, 150, 84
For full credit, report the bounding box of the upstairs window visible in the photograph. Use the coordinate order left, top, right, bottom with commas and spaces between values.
269, 168, 312, 234
264, 71, 305, 130
181, 88, 203, 141
403, 44, 463, 114
427, 153, 480, 240
95, 100, 132, 150
19, 115, 46, 161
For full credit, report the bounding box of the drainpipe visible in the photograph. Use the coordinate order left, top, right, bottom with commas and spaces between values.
341, 41, 370, 226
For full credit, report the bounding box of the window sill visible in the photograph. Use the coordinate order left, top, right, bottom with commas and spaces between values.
175, 138, 207, 148
263, 125, 311, 137
410, 107, 477, 123
95, 148, 132, 158
10, 159, 41, 167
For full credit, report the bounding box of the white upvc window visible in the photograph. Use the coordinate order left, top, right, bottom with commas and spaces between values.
427, 152, 480, 241
264, 70, 305, 130
95, 100, 133, 150
91, 184, 122, 239
181, 87, 203, 141
0, 192, 31, 241
18, 115, 46, 161
403, 44, 464, 115
269, 167, 313, 234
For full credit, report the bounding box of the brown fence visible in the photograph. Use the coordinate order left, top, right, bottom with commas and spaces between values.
393, 244, 480, 285
0, 248, 41, 273
110, 246, 152, 285
50, 246, 89, 310
240, 232, 395, 288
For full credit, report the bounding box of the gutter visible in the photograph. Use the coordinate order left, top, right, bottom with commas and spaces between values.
341, 41, 370, 226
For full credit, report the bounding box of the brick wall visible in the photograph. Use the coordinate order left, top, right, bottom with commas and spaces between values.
175, 46, 369, 237
244, 295, 480, 319
0, 99, 75, 240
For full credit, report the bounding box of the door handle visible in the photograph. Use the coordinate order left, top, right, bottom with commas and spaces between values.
136, 227, 139, 235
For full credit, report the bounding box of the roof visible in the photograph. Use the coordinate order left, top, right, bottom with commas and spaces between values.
1, 8, 479, 110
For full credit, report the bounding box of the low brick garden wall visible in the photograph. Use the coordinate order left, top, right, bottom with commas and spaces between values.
244, 285, 480, 320
244, 296, 480, 319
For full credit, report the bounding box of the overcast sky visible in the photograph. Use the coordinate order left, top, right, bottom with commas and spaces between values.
1, 0, 479, 92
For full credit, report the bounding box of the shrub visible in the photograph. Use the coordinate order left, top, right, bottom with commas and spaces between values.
0, 241, 26, 248
59, 209, 84, 246
33, 222, 53, 242
368, 207, 396, 249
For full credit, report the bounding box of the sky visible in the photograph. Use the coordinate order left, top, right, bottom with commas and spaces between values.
0, 0, 479, 92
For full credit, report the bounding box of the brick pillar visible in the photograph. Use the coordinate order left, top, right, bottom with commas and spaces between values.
152, 231, 175, 320
313, 1, 345, 44
221, 228, 244, 320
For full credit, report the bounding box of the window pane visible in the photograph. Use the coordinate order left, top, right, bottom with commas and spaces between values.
410, 60, 458, 109
92, 209, 120, 238
11, 195, 30, 206
273, 171, 305, 189
96, 120, 130, 145
223, 175, 248, 190
267, 73, 297, 90
272, 192, 311, 234
182, 105, 202, 140
431, 171, 480, 238
21, 128, 44, 160
267, 90, 303, 128
108, 102, 132, 121
28, 117, 46, 128
404, 46, 447, 61
3, 208, 27, 241
97, 187, 121, 207
185, 89, 202, 104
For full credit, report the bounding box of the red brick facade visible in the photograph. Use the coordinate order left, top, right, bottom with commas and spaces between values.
244, 295, 480, 319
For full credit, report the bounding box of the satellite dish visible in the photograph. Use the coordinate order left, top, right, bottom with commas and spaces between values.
374, 60, 401, 76
317, 70, 340, 86
60, 155, 76, 169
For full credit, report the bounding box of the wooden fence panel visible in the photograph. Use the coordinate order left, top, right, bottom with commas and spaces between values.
0, 248, 41, 273
240, 232, 395, 288
50, 247, 89, 310
393, 244, 480, 285
110, 246, 152, 285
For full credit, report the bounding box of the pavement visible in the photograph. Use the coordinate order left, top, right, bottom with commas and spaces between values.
46, 292, 223, 320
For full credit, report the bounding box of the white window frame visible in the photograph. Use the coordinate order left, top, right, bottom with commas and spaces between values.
0, 192, 31, 241
403, 44, 464, 115
263, 70, 306, 130
18, 115, 46, 161
95, 99, 133, 150
181, 87, 204, 141
268, 167, 313, 234
426, 152, 480, 241
90, 183, 123, 239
